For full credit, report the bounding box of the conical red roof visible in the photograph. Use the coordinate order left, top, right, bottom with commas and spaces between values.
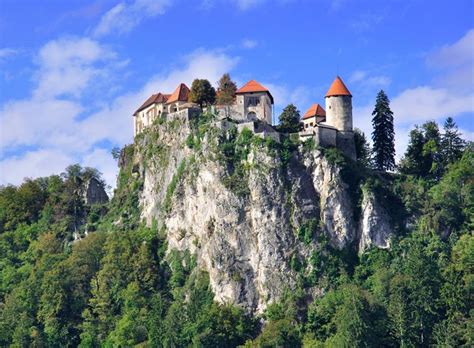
325, 76, 352, 97
167, 83, 190, 103
303, 103, 326, 120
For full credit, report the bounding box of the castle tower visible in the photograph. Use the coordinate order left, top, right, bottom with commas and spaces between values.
324, 76, 352, 131
324, 76, 356, 160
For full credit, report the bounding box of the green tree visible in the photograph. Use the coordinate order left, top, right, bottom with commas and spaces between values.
189, 79, 216, 108
216, 73, 237, 105
278, 104, 301, 133
371, 90, 395, 171
400, 121, 443, 179
441, 117, 466, 165
354, 128, 372, 167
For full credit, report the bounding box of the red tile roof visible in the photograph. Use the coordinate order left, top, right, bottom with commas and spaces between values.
303, 103, 326, 120
325, 76, 352, 97
134, 93, 170, 114
236, 80, 274, 104
167, 83, 190, 103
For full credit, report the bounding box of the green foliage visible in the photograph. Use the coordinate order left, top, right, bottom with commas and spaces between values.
354, 128, 372, 168
400, 120, 444, 180
297, 218, 319, 245
371, 90, 395, 171
441, 117, 466, 166
217, 127, 254, 196
216, 73, 238, 105
277, 103, 302, 133
0, 121, 472, 347
189, 78, 216, 108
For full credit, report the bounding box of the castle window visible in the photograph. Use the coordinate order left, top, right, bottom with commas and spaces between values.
247, 97, 260, 106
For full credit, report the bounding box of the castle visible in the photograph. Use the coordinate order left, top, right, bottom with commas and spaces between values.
133, 76, 356, 159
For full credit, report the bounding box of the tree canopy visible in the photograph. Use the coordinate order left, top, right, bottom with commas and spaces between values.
277, 103, 301, 133
189, 79, 216, 108
216, 73, 237, 105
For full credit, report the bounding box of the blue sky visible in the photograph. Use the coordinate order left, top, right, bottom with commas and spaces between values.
0, 0, 473, 187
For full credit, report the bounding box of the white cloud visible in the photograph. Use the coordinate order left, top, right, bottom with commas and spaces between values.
34, 37, 116, 99
0, 149, 74, 185
93, 0, 172, 37
391, 86, 474, 124
0, 39, 239, 187
427, 29, 474, 90
0, 48, 18, 61
349, 70, 391, 89
241, 39, 258, 49
427, 29, 474, 68
353, 85, 474, 161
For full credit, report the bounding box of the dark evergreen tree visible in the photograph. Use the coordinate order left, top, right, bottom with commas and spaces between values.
441, 117, 465, 165
216, 73, 237, 105
354, 128, 372, 167
277, 104, 301, 133
189, 79, 216, 108
371, 90, 395, 171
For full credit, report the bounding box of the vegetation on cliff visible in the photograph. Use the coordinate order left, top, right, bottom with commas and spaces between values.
0, 114, 472, 347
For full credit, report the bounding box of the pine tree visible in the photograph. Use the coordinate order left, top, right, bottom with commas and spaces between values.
216, 73, 237, 105
371, 90, 395, 171
277, 104, 301, 133
441, 117, 465, 165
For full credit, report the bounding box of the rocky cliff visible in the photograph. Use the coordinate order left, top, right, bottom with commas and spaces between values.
124, 114, 393, 313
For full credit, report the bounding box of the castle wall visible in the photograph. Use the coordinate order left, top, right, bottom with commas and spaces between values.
134, 103, 168, 136
315, 125, 337, 148
336, 131, 356, 160
325, 95, 352, 131
235, 93, 273, 124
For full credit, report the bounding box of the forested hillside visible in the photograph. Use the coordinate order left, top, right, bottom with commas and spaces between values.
0, 117, 472, 347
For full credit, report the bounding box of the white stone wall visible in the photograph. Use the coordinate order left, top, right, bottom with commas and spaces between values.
325, 95, 352, 131
303, 117, 316, 131
134, 103, 167, 136
235, 92, 273, 124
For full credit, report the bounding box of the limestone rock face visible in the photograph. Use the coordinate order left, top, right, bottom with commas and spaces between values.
359, 190, 392, 252
83, 178, 109, 205
131, 119, 393, 312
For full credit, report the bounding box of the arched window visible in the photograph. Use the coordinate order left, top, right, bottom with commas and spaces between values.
247, 111, 257, 120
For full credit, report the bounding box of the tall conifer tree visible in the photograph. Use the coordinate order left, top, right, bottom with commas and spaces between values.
441, 117, 465, 165
371, 90, 395, 171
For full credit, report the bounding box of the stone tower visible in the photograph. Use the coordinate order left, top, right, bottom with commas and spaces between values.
324, 76, 356, 160
325, 76, 353, 131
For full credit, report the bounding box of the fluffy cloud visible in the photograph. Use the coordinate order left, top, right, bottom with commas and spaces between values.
391, 86, 473, 124
0, 38, 238, 186
0, 149, 74, 185
93, 0, 172, 37
427, 29, 474, 91
427, 29, 474, 68
349, 70, 391, 89
34, 37, 116, 99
